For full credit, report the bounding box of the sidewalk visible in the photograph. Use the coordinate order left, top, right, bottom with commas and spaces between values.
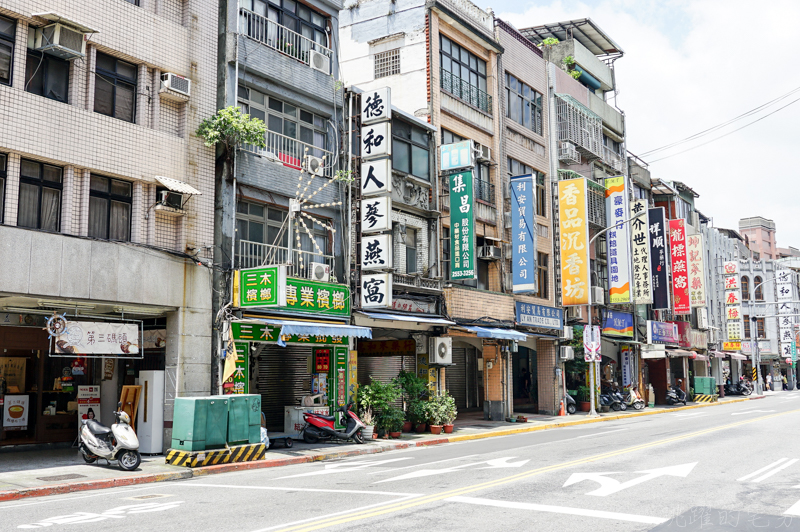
0, 395, 760, 502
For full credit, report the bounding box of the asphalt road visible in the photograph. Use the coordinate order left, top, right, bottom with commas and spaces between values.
5, 392, 800, 531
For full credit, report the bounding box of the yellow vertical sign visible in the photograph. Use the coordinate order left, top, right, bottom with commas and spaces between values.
558, 179, 590, 306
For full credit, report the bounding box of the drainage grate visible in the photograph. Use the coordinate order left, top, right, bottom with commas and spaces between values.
126, 494, 173, 500
37, 474, 87, 481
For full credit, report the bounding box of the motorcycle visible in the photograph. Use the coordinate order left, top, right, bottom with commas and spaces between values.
565, 393, 577, 415
623, 387, 646, 410
724, 380, 753, 396
600, 386, 625, 411
666, 383, 688, 405
301, 403, 366, 444
78, 402, 141, 471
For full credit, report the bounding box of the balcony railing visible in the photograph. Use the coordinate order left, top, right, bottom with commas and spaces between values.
440, 68, 492, 115
239, 8, 333, 69
244, 130, 334, 179
393, 272, 443, 292
602, 146, 625, 174
555, 94, 603, 160
237, 239, 336, 280
475, 178, 495, 204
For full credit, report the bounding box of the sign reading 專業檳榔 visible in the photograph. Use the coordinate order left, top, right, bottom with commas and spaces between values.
668, 219, 690, 315
510, 174, 537, 293
630, 200, 652, 305
601, 309, 633, 338
604, 176, 631, 303
234, 271, 351, 318
450, 170, 476, 280
516, 303, 563, 330
53, 321, 141, 357
236, 265, 287, 308
648, 208, 670, 309
686, 234, 706, 308
558, 179, 590, 306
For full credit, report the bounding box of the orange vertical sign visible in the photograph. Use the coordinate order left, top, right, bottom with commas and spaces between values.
558, 179, 590, 306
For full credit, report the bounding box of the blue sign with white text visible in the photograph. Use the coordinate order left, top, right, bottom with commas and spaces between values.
510, 174, 537, 293
516, 302, 563, 330
601, 309, 634, 338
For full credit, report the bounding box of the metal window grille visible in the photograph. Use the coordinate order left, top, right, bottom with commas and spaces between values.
555, 94, 603, 160
374, 49, 400, 79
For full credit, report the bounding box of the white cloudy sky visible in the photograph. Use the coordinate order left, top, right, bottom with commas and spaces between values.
491, 0, 800, 248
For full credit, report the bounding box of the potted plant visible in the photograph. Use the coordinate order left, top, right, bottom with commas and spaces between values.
427, 396, 445, 435
408, 400, 428, 433
438, 393, 457, 433
393, 370, 428, 432
378, 406, 405, 439
577, 385, 591, 412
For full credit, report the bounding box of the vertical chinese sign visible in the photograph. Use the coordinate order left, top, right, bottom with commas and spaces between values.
558, 179, 590, 306
723, 261, 743, 349
604, 176, 631, 303
686, 234, 706, 308
510, 174, 536, 293
449, 170, 476, 280
648, 208, 670, 309
630, 200, 652, 305
668, 219, 690, 315
776, 269, 796, 363
223, 343, 249, 395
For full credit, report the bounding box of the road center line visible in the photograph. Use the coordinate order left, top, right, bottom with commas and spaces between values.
737, 458, 789, 481
181, 483, 419, 497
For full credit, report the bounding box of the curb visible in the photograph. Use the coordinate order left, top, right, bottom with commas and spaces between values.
0, 394, 765, 502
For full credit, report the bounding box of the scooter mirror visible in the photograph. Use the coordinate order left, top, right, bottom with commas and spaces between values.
117, 401, 122, 409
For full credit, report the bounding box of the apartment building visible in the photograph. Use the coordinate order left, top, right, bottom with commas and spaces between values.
0, 1, 217, 449
739, 216, 777, 260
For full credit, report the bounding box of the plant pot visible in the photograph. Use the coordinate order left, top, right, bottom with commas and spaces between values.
430, 425, 442, 435
579, 401, 591, 412
600, 405, 610, 413
402, 421, 413, 433
389, 431, 402, 439
443, 423, 454, 434
361, 425, 375, 440
415, 423, 426, 433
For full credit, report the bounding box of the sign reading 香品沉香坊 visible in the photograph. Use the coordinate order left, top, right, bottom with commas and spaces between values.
558, 179, 590, 306
516, 303, 563, 330
510, 174, 537, 293
236, 266, 287, 308
601, 309, 633, 338
449, 170, 476, 280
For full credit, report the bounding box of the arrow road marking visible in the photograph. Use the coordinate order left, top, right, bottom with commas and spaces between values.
737, 458, 799, 482
784, 486, 800, 516
374, 456, 529, 483
672, 412, 707, 418
275, 457, 413, 479
481, 457, 530, 469
563, 462, 698, 497
367, 454, 478, 475
575, 428, 627, 439
731, 410, 776, 416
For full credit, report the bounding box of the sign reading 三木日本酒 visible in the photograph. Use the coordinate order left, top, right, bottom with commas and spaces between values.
648, 208, 670, 310
558, 179, 590, 306
668, 219, 690, 315
231, 322, 348, 345
361, 273, 392, 308
361, 87, 391, 125
360, 234, 392, 271
440, 141, 473, 172
283, 278, 351, 317
604, 176, 631, 304
630, 200, 652, 305
360, 121, 391, 159
686, 234, 706, 307
360, 196, 392, 233
54, 322, 141, 357
450, 170, 476, 281
236, 265, 287, 308
510, 174, 537, 293
360, 159, 392, 197
601, 309, 633, 338
515, 302, 563, 330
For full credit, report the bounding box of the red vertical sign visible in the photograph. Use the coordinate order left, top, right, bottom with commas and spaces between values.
668, 219, 690, 315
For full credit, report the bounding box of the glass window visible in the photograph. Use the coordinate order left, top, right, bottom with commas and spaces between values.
88, 175, 132, 241
374, 48, 400, 79
441, 129, 466, 145
754, 276, 763, 301
392, 119, 429, 181
741, 276, 750, 300
756, 317, 765, 338
241, 0, 328, 49
0, 153, 6, 223
743, 315, 751, 339
0, 15, 15, 86
534, 252, 548, 299
505, 72, 543, 135
439, 35, 489, 112
406, 227, 417, 274
507, 157, 547, 218
94, 52, 137, 123
25, 51, 70, 103
17, 159, 62, 232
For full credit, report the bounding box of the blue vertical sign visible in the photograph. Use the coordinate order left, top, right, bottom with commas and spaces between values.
510, 174, 537, 293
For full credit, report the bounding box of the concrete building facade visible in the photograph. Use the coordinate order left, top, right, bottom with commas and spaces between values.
739, 216, 777, 260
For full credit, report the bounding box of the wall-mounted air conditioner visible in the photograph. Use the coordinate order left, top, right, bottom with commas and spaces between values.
161, 73, 191, 97
308, 262, 330, 282
428, 337, 452, 365
559, 346, 574, 361
160, 190, 183, 210
561, 326, 574, 340
565, 306, 583, 320
304, 155, 324, 174
474, 143, 491, 162
35, 23, 86, 60
477, 245, 501, 260
310, 50, 331, 74
592, 286, 605, 305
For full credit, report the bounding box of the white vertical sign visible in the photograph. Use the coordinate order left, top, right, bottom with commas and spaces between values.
630, 200, 652, 304
361, 87, 391, 124
361, 273, 392, 308
360, 159, 392, 197
360, 234, 392, 271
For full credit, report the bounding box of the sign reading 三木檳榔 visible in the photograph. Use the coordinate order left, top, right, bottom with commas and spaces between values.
668, 219, 690, 315
515, 302, 563, 330
649, 208, 670, 310
604, 176, 631, 304
450, 170, 476, 280
630, 200, 652, 305
510, 174, 537, 293
236, 265, 287, 308
686, 234, 706, 307
601, 309, 633, 338
558, 179, 590, 306
231, 322, 348, 345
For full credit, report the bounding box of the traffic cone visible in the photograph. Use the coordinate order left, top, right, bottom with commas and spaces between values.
559, 399, 566, 416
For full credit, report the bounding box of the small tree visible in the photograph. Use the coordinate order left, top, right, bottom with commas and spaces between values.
196, 106, 267, 181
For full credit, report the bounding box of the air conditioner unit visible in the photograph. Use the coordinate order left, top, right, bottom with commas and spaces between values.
592, 286, 605, 305
428, 337, 452, 365
35, 23, 86, 60
561, 326, 574, 340
308, 262, 330, 282
477, 245, 501, 260
161, 72, 191, 97
309, 50, 331, 74
304, 155, 324, 174
559, 346, 574, 361
474, 143, 491, 162
558, 142, 580, 165
159, 190, 183, 210
565, 306, 582, 320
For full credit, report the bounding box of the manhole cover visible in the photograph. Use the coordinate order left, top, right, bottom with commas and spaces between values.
37, 474, 87, 481
126, 494, 173, 500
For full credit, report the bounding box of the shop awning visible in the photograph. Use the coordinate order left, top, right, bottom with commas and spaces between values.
461, 326, 527, 341
666, 349, 694, 357
727, 352, 748, 360
692, 353, 709, 361
154, 175, 202, 195
238, 318, 372, 347
356, 312, 455, 326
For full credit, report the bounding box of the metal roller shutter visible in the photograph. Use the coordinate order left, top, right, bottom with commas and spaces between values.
448, 347, 467, 409
358, 354, 414, 408
256, 345, 313, 432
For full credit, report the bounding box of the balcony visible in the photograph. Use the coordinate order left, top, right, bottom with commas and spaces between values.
587, 91, 625, 137
393, 273, 443, 293
243, 130, 334, 179
558, 170, 605, 228
602, 146, 625, 174
442, 176, 497, 225
440, 68, 492, 115
558, 142, 581, 165
239, 8, 333, 69
237, 240, 336, 280
555, 94, 603, 161
475, 179, 495, 204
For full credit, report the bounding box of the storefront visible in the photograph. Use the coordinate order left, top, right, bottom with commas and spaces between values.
642, 320, 680, 404
515, 303, 562, 415
599, 310, 637, 391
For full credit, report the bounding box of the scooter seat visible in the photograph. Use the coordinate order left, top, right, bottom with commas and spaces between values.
311, 414, 336, 421
86, 420, 112, 435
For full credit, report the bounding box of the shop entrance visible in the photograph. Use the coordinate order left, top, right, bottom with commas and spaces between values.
448, 346, 481, 410
513, 347, 537, 413
647, 358, 668, 404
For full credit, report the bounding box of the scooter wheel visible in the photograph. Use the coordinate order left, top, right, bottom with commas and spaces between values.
303, 430, 320, 444
611, 403, 621, 411
567, 404, 577, 415
118, 450, 141, 471
743, 388, 752, 396
284, 437, 294, 448
619, 402, 627, 411
81, 452, 97, 464
635, 402, 645, 410
353, 430, 365, 445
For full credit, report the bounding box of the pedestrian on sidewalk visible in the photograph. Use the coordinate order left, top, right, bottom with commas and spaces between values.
782, 373, 788, 391
766, 374, 772, 391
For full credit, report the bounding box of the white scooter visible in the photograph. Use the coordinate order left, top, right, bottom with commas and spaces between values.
78, 402, 141, 471
624, 387, 646, 410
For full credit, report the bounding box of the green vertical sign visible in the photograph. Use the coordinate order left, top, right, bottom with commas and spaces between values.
449, 170, 476, 280
792, 341, 796, 368
333, 347, 348, 430
223, 342, 249, 395
237, 266, 286, 308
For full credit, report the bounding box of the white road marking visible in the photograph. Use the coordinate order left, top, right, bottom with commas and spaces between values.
374, 456, 528, 483
180, 483, 419, 497
671, 412, 707, 418
737, 458, 793, 482
0, 486, 163, 509
274, 457, 413, 479
481, 457, 530, 469
731, 409, 776, 416
447, 496, 667, 525
17, 502, 184, 528
366, 454, 478, 475
575, 428, 628, 438
785, 498, 800, 516
563, 462, 697, 497
751, 459, 799, 483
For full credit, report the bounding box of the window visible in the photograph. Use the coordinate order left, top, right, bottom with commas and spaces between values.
392, 119, 429, 181
741, 276, 750, 300
374, 48, 400, 79
442, 235, 450, 281
0, 153, 6, 223
122, 0, 140, 4
441, 129, 466, 145
405, 227, 417, 274
0, 15, 14, 86
474, 161, 492, 204
743, 315, 750, 339
505, 73, 542, 135
754, 276, 763, 301
755, 317, 765, 338
633, 185, 647, 200
439, 34, 489, 113
534, 252, 548, 299
241, 0, 328, 49
94, 52, 137, 122
25, 50, 70, 103
675, 197, 691, 222
507, 157, 546, 217
477, 259, 489, 291
18, 159, 62, 232
88, 175, 132, 241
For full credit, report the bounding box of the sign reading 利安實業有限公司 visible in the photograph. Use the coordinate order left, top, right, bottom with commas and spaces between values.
516, 303, 563, 330
510, 174, 537, 293
449, 170, 476, 280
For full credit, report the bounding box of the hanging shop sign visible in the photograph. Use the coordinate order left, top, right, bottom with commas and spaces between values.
440, 141, 474, 172
234, 265, 288, 308
223, 343, 249, 395
449, 170, 476, 281
722, 260, 744, 345
231, 322, 348, 345
361, 158, 392, 197
361, 273, 392, 308
516, 302, 563, 330
741, 340, 773, 354
361, 233, 392, 271
648, 208, 669, 309
361, 121, 391, 159
686, 234, 706, 307
776, 269, 796, 362
621, 345, 633, 389
358, 340, 416, 356
725, 289, 741, 306
601, 309, 633, 338
3, 395, 29, 430
510, 174, 537, 293
558, 179, 590, 306
647, 320, 679, 345
668, 320, 691, 348
361, 196, 392, 233
690, 330, 708, 349
1, 313, 46, 327
583, 325, 601, 362
727, 320, 743, 341
723, 341, 742, 352
284, 278, 351, 317
668, 219, 690, 315
361, 87, 391, 125
630, 200, 652, 305
53, 321, 141, 357
604, 176, 631, 303
391, 298, 436, 314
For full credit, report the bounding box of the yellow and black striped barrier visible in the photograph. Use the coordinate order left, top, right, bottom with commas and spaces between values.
753, 367, 757, 381
166, 443, 267, 468
692, 394, 719, 403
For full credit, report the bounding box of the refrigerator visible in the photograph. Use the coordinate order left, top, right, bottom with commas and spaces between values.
136, 370, 165, 454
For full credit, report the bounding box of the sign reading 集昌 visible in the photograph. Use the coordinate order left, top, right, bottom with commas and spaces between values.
449, 170, 476, 280
510, 174, 537, 293
440, 141, 473, 172
236, 265, 287, 308
647, 320, 679, 344
604, 176, 631, 303
516, 303, 563, 330
601, 309, 633, 338
558, 179, 590, 306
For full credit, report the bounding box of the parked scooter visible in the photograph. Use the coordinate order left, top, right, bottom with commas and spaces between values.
623, 387, 646, 410
600, 386, 626, 411
565, 393, 577, 415
302, 403, 366, 444
78, 402, 141, 471
725, 379, 753, 396
665, 381, 688, 405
